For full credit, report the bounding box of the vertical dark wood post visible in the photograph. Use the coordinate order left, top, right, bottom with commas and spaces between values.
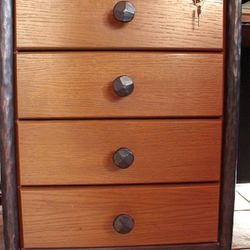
0, 0, 20, 249
219, 0, 241, 249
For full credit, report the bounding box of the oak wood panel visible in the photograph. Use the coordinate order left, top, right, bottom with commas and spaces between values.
16, 52, 223, 119
17, 120, 222, 185
15, 0, 223, 50
20, 184, 220, 248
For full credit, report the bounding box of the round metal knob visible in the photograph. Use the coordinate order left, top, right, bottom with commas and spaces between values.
113, 147, 134, 169
113, 1, 135, 23
113, 75, 134, 97
113, 214, 134, 234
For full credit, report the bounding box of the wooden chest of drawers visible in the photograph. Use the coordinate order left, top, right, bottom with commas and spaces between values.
0, 0, 241, 249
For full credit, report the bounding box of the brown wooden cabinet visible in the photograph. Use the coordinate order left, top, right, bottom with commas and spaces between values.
0, 0, 241, 249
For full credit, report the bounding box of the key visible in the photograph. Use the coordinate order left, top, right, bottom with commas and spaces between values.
197, 5, 202, 26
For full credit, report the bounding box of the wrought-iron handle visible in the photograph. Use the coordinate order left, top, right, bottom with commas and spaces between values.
113, 147, 134, 169
113, 1, 136, 23
113, 75, 134, 97
113, 214, 135, 234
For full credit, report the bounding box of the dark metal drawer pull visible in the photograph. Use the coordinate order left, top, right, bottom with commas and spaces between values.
113, 75, 134, 97
113, 214, 134, 234
113, 147, 134, 169
113, 1, 136, 23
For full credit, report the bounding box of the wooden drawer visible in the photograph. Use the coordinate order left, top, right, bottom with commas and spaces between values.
16, 52, 223, 119
20, 184, 220, 248
15, 0, 223, 50
17, 120, 222, 186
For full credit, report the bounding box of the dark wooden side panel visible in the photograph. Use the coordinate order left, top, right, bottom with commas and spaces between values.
219, 0, 242, 249
0, 0, 20, 249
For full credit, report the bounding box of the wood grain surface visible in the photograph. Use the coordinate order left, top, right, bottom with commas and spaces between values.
16, 52, 223, 119
15, 0, 223, 50
17, 119, 222, 185
20, 183, 220, 248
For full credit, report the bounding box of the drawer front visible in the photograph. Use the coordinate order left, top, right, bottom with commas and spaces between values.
17, 120, 222, 185
15, 0, 223, 50
20, 184, 220, 248
16, 52, 223, 119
